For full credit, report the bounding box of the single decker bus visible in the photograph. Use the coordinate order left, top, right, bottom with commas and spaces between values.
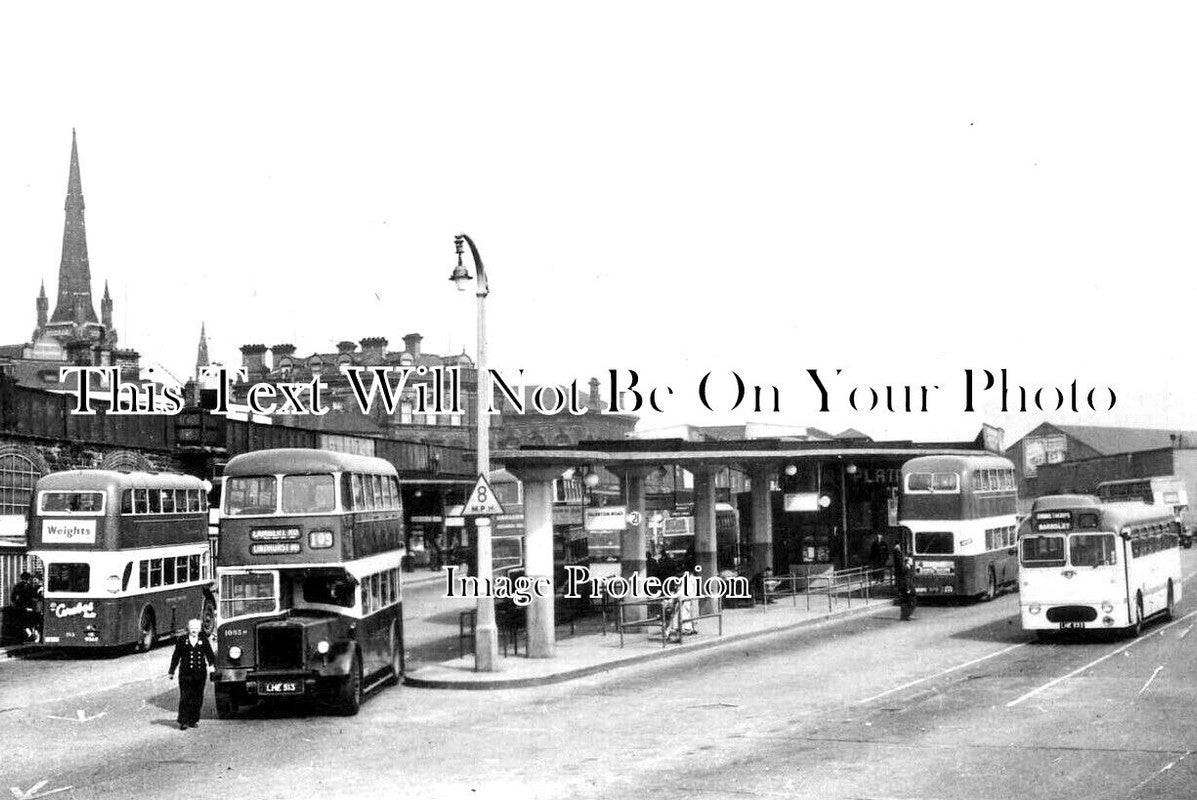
1019, 495, 1180, 639
28, 470, 214, 650
899, 454, 1019, 600
212, 449, 405, 717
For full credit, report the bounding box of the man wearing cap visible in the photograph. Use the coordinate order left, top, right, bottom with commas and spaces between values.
168, 618, 215, 730
10, 571, 41, 643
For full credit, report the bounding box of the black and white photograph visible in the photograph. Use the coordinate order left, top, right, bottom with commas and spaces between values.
2, 3, 1197, 798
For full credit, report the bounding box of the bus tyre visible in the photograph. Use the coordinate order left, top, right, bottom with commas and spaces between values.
201, 594, 217, 636
386, 621, 403, 687
136, 609, 156, 652
214, 684, 244, 719
1130, 594, 1144, 638
1165, 581, 1175, 622
338, 653, 363, 716
984, 569, 997, 602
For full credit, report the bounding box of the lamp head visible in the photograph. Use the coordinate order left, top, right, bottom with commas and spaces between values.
450, 236, 473, 291
584, 471, 601, 489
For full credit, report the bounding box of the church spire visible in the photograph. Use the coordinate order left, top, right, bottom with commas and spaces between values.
49, 129, 98, 325
36, 280, 48, 328
196, 323, 210, 370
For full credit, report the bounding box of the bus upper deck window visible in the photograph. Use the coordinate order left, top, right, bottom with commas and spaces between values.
931, 473, 959, 492
1077, 513, 1099, 529
906, 473, 932, 492
41, 492, 105, 514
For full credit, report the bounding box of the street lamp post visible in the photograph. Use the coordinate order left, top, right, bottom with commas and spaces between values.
450, 233, 498, 671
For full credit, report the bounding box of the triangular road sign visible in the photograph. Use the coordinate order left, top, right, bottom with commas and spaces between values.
460, 473, 505, 517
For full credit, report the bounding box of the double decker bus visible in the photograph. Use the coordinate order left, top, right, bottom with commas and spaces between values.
1019, 496, 1181, 639
899, 455, 1019, 600
212, 449, 405, 717
659, 505, 742, 569
1096, 477, 1189, 531
28, 470, 214, 650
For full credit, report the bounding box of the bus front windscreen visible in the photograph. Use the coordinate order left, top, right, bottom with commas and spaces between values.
1069, 534, 1117, 567
220, 571, 279, 618
1021, 535, 1065, 567
915, 532, 954, 554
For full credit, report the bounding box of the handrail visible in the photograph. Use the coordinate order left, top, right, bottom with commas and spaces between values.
761, 565, 885, 611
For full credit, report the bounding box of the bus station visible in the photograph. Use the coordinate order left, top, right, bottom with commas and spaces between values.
491, 426, 1005, 661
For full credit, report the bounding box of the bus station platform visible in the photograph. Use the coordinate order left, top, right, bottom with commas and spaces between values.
404, 585, 893, 690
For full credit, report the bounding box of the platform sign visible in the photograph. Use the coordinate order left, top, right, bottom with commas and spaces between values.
585, 506, 628, 532
460, 474, 505, 517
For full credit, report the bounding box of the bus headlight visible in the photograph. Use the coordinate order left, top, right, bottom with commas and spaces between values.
105, 575, 121, 594
1029, 604, 1041, 615
317, 640, 330, 654
1101, 601, 1114, 613
308, 530, 334, 549
228, 646, 242, 660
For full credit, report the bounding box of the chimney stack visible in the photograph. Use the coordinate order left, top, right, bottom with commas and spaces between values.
240, 344, 268, 374
359, 337, 388, 361
402, 333, 423, 357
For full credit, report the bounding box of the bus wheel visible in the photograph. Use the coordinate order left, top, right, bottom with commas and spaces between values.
1165, 581, 1175, 621
1130, 594, 1144, 638
201, 594, 217, 636
983, 569, 997, 602
386, 621, 403, 687
136, 609, 156, 652
338, 653, 363, 716
214, 684, 245, 719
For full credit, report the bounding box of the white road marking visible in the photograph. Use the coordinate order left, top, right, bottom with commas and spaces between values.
856, 643, 1027, 704
1006, 609, 1197, 708
1129, 750, 1191, 794
9, 780, 73, 799
46, 707, 106, 723
1179, 625, 1194, 639
1138, 665, 1164, 695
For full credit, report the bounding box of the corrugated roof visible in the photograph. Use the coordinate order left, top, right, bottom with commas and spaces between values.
1047, 424, 1197, 456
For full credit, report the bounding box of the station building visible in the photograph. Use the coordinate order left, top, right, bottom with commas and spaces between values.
492, 425, 1004, 658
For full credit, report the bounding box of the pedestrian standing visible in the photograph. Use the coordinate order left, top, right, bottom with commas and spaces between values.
867, 533, 888, 584
168, 618, 215, 730
892, 542, 916, 620
10, 571, 41, 643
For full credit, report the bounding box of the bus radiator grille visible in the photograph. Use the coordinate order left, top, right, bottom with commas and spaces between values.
1045, 606, 1098, 623
257, 627, 304, 670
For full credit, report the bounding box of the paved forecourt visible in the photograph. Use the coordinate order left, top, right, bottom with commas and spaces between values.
405, 584, 891, 689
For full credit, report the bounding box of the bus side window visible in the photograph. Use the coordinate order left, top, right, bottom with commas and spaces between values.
361, 579, 372, 614
371, 476, 384, 508
381, 571, 391, 606
150, 559, 163, 587
371, 573, 382, 610
121, 490, 133, 515
390, 477, 401, 510
121, 562, 133, 591
351, 474, 365, 510
147, 490, 161, 514
139, 561, 148, 589
161, 490, 175, 514
188, 554, 200, 582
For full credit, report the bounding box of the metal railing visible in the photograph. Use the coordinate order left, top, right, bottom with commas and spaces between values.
761, 566, 887, 612
614, 594, 724, 648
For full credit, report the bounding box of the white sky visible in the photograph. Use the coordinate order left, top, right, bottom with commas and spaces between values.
1, 2, 1195, 446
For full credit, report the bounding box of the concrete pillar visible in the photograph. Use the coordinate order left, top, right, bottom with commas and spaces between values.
506, 465, 566, 659
693, 467, 719, 612
749, 466, 774, 580
612, 465, 655, 623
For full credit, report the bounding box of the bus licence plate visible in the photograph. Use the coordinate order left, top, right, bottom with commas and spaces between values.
1059, 622, 1086, 630
259, 680, 300, 695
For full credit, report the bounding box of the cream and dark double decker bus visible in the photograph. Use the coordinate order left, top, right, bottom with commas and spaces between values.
899, 455, 1020, 600
28, 470, 214, 650
212, 449, 405, 717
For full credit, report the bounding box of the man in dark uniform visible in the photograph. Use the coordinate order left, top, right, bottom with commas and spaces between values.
892, 542, 916, 620
10, 571, 41, 643
168, 618, 215, 730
